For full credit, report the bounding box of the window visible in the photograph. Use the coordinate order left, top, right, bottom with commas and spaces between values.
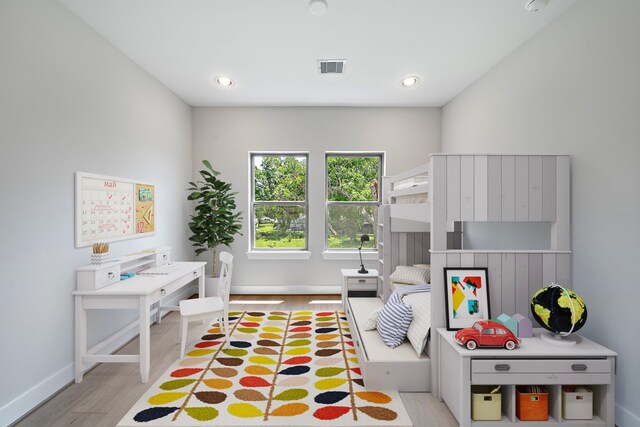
251, 153, 308, 250
325, 153, 383, 250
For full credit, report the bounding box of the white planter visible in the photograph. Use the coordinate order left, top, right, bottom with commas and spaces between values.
205, 277, 219, 298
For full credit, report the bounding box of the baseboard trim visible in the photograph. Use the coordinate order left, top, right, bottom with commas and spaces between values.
617, 402, 640, 427
1, 284, 196, 426
231, 285, 341, 295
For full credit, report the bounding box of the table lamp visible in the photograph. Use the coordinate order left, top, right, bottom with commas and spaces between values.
358, 234, 370, 274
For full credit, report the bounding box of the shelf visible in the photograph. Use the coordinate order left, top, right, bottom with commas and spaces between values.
123, 259, 155, 272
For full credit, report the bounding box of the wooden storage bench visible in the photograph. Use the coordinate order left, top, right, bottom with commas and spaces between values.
345, 297, 431, 392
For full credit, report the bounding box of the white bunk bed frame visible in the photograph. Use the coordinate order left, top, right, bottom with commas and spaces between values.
345, 154, 571, 396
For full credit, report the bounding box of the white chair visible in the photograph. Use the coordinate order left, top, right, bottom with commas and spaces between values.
179, 251, 233, 359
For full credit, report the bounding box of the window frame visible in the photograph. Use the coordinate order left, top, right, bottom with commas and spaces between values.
324, 151, 385, 252
249, 152, 309, 252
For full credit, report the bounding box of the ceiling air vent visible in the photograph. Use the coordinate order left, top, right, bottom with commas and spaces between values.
318, 59, 346, 74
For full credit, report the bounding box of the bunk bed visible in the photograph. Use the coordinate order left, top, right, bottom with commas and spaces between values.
345, 162, 433, 392
344, 154, 573, 405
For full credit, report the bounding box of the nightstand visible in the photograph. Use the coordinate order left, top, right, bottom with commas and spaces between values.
436, 328, 616, 427
341, 268, 378, 308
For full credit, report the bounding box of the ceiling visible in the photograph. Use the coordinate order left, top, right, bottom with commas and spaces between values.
59, 0, 577, 107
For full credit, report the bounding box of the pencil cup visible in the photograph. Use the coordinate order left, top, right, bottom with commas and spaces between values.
91, 251, 110, 265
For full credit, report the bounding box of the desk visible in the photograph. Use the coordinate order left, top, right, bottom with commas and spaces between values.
73, 261, 206, 383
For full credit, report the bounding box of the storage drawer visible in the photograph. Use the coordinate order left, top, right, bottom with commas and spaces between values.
347, 277, 377, 290
472, 358, 612, 385
77, 265, 121, 291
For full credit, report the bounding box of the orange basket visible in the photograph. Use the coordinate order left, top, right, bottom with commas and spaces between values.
516, 385, 548, 421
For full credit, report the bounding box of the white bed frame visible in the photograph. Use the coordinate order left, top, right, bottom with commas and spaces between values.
346, 154, 572, 397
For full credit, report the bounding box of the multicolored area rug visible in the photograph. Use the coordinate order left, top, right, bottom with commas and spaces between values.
118, 311, 412, 426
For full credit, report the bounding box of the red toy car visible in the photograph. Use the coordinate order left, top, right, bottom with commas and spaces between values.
454, 320, 520, 350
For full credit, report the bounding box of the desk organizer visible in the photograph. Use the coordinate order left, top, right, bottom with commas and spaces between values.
562, 386, 593, 420
471, 385, 502, 421
516, 385, 548, 421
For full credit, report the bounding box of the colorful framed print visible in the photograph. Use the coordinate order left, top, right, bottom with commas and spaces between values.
443, 268, 491, 330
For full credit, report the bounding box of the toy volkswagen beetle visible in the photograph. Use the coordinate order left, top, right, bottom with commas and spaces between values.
454, 320, 520, 350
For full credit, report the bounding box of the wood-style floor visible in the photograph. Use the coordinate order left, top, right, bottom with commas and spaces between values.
16, 295, 457, 427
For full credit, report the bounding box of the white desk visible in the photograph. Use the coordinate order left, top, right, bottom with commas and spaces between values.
73, 261, 206, 383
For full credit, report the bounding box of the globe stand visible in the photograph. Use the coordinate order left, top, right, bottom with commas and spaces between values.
540, 331, 579, 346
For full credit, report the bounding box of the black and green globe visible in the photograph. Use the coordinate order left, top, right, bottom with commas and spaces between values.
531, 285, 587, 335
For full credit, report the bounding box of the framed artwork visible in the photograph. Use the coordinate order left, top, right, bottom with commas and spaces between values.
443, 268, 491, 330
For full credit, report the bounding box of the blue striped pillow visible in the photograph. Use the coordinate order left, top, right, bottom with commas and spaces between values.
377, 289, 414, 348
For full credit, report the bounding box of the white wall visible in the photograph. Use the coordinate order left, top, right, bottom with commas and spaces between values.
0, 1, 193, 423
192, 107, 441, 290
441, 0, 640, 424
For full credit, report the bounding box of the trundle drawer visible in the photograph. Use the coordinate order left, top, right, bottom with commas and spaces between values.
471, 358, 612, 385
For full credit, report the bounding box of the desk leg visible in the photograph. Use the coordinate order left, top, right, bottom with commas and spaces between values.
74, 296, 86, 383
198, 267, 205, 298
139, 296, 151, 383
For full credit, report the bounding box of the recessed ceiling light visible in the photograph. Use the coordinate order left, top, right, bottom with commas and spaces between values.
216, 76, 233, 87
401, 76, 419, 87
309, 0, 328, 16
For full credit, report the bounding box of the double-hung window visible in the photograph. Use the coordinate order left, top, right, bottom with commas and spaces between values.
250, 153, 308, 250
325, 153, 384, 250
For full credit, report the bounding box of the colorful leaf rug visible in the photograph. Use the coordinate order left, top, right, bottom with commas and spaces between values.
118, 311, 412, 426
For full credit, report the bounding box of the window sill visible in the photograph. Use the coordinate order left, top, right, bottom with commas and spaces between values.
322, 251, 378, 261
246, 251, 311, 261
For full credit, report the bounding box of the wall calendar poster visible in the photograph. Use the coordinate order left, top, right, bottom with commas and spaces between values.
75, 172, 155, 247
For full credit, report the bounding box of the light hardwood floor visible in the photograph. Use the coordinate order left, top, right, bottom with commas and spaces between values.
16, 295, 457, 427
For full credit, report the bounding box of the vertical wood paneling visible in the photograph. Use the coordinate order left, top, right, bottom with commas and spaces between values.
556, 254, 571, 286
542, 253, 557, 286
515, 254, 530, 316
407, 233, 416, 265
501, 253, 516, 315
515, 156, 529, 221
487, 254, 502, 316
528, 156, 543, 221
391, 233, 399, 271
431, 156, 448, 250
528, 254, 543, 320
487, 156, 502, 221
430, 253, 447, 329
460, 156, 474, 221
542, 156, 557, 221
501, 156, 515, 221
446, 253, 461, 268
552, 156, 571, 250
399, 233, 408, 265
474, 253, 488, 268
446, 156, 461, 222
474, 156, 488, 221
460, 253, 475, 268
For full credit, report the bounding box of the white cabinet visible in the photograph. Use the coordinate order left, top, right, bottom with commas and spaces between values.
437, 328, 616, 427
341, 269, 378, 308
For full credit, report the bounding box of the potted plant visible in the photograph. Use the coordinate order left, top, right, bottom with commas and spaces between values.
187, 160, 242, 295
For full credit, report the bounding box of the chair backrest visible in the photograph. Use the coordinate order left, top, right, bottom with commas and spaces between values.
218, 251, 234, 305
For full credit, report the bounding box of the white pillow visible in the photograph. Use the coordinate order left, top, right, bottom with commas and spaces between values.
364, 307, 383, 331
390, 265, 430, 285
403, 292, 432, 357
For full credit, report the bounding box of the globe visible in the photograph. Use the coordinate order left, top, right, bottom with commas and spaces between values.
531, 284, 587, 336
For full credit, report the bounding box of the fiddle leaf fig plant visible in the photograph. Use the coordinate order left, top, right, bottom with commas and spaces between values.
187, 160, 242, 277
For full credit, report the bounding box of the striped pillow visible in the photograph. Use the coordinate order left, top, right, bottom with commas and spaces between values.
376, 289, 414, 348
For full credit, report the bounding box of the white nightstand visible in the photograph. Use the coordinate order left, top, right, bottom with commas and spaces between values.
341, 268, 378, 308
436, 328, 616, 427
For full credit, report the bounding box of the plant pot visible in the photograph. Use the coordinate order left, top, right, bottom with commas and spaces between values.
205, 277, 219, 298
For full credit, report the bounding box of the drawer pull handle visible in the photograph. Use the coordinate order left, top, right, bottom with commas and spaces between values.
193, 271, 198, 276
571, 364, 587, 371
163, 254, 168, 260
358, 279, 366, 283
107, 272, 115, 279
160, 289, 166, 296
494, 364, 510, 371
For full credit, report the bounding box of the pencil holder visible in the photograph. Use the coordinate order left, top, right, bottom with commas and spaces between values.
91, 251, 110, 265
